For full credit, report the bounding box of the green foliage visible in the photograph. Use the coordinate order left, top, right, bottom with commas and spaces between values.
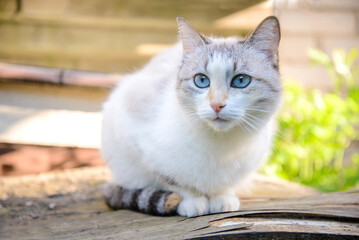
308, 48, 359, 95
263, 48, 359, 192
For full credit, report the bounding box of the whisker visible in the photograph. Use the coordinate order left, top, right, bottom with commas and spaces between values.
271, 144, 280, 154
245, 113, 266, 124
246, 108, 271, 113
238, 120, 253, 135
242, 116, 260, 133
244, 118, 260, 132
244, 114, 264, 131
273, 130, 292, 144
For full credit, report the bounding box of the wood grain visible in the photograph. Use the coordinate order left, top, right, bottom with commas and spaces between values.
0, 167, 357, 239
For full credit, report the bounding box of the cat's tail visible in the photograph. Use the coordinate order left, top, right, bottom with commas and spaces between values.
103, 183, 182, 216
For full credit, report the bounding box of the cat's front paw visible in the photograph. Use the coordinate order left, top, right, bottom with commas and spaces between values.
209, 195, 240, 214
177, 196, 209, 217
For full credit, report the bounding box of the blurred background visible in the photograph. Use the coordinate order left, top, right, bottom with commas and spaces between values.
0, 0, 358, 192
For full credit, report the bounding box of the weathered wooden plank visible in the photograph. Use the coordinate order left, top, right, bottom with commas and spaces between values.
1, 190, 358, 239
193, 232, 359, 240
2, 0, 263, 29
0, 0, 263, 72
0, 166, 358, 239
0, 167, 316, 199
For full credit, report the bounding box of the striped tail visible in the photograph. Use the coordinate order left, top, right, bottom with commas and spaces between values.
103, 183, 182, 216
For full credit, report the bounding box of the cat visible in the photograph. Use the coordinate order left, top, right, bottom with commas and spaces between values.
102, 16, 281, 217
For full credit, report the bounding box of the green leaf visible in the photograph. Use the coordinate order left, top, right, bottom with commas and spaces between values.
346, 48, 358, 67
264, 75, 359, 192
308, 48, 331, 66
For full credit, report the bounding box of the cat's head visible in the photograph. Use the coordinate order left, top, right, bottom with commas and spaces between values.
176, 16, 282, 133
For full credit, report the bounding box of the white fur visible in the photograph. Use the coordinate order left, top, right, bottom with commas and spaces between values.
101, 17, 281, 217
177, 195, 209, 217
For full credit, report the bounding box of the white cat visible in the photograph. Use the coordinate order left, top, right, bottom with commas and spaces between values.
102, 16, 281, 217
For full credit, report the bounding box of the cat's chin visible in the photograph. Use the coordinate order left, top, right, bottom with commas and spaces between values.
206, 118, 234, 132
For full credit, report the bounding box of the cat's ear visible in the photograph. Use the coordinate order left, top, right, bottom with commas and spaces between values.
177, 17, 207, 55
246, 16, 280, 63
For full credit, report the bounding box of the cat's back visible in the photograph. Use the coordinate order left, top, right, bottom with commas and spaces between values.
140, 43, 182, 77
104, 43, 182, 121
116, 43, 182, 98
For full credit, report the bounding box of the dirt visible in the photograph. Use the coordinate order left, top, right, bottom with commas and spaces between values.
0, 143, 104, 176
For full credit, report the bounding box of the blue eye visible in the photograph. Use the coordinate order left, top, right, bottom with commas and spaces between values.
194, 73, 210, 88
231, 74, 251, 88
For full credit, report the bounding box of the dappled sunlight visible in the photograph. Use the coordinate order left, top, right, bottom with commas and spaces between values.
135, 43, 172, 57
214, 1, 272, 30
0, 106, 101, 148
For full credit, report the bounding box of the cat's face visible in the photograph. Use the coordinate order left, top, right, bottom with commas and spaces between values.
176, 17, 282, 132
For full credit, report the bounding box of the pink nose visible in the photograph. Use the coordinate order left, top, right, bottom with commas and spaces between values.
210, 102, 226, 113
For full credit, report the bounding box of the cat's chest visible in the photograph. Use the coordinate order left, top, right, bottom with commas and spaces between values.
142, 130, 257, 193
133, 111, 271, 193
161, 145, 246, 194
